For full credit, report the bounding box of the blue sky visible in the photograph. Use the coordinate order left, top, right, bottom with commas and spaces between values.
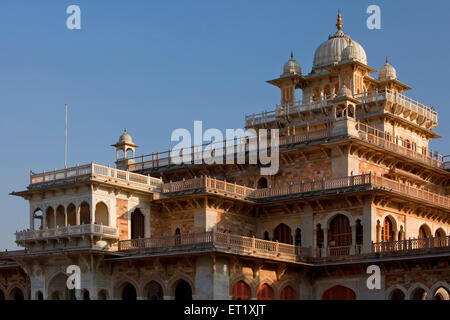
1, 0, 449, 249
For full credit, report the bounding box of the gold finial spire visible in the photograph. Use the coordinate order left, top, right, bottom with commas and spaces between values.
386, 56, 389, 64
336, 10, 343, 31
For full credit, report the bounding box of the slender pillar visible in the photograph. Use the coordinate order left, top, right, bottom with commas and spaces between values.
323, 228, 328, 257
76, 205, 81, 225
350, 224, 356, 254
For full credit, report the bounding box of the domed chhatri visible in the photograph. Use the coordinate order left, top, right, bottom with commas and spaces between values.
378, 57, 397, 81
282, 52, 302, 77
119, 128, 133, 144
313, 11, 367, 69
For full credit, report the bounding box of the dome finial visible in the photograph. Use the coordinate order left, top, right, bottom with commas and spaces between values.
386, 56, 389, 64
336, 10, 343, 31
290, 51, 294, 59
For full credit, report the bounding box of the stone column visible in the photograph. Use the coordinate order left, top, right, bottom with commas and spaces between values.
323, 228, 328, 257
350, 224, 356, 255
194, 255, 230, 300
362, 197, 377, 253
144, 206, 151, 238
76, 205, 81, 225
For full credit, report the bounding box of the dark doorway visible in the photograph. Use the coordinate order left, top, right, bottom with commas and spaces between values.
131, 209, 145, 239
175, 280, 192, 300
122, 283, 137, 300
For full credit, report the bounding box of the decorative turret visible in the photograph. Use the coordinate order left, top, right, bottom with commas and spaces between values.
112, 129, 139, 169
378, 56, 397, 81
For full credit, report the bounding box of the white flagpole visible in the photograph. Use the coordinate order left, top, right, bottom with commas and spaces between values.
65, 104, 68, 168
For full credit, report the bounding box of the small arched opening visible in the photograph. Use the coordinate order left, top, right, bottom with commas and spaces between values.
122, 283, 137, 300
257, 177, 268, 189
82, 289, 90, 300
280, 286, 296, 300
147, 281, 163, 300
411, 287, 427, 300
0, 289, 4, 300
175, 280, 192, 300
389, 289, 405, 300
328, 214, 351, 247
35, 290, 43, 300
382, 217, 395, 242
94, 202, 109, 226
11, 288, 24, 300
33, 209, 44, 230
79, 202, 91, 224
232, 280, 251, 300
98, 289, 108, 300
257, 283, 274, 300
273, 223, 292, 244
56, 205, 65, 227
433, 287, 450, 300
45, 207, 55, 229
322, 285, 356, 300
67, 203, 76, 226
131, 209, 145, 239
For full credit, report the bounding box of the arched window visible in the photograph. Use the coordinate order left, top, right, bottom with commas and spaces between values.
433, 287, 450, 300
257, 284, 274, 300
175, 280, 192, 300
280, 286, 296, 300
382, 217, 394, 242
435, 228, 445, 238
411, 287, 427, 300
389, 289, 405, 300
33, 209, 43, 230
295, 228, 302, 246
56, 205, 65, 227
257, 178, 268, 189
232, 281, 251, 300
35, 291, 43, 300
273, 223, 292, 244
11, 288, 24, 300
263, 231, 269, 241
45, 207, 55, 229
419, 225, 431, 239
82, 290, 90, 300
79, 202, 91, 225
94, 202, 109, 226
67, 204, 76, 226
322, 285, 356, 300
175, 228, 181, 245
122, 283, 137, 300
98, 289, 108, 300
329, 215, 351, 247
147, 281, 163, 300
131, 209, 145, 239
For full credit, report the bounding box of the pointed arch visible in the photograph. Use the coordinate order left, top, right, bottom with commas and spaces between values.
67, 203, 76, 226
45, 207, 55, 229
94, 201, 109, 226
322, 285, 356, 300
56, 205, 65, 227
382, 216, 395, 242
273, 223, 292, 244
257, 283, 274, 300
79, 201, 91, 224
131, 208, 145, 239
232, 280, 251, 300
328, 214, 351, 246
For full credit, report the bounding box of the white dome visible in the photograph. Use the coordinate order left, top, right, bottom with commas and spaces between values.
119, 129, 133, 144
378, 57, 397, 81
282, 52, 301, 77
342, 39, 366, 64
313, 30, 367, 69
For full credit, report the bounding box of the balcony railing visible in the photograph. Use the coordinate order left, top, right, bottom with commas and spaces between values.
357, 122, 446, 169
117, 231, 450, 263
373, 235, 450, 254
29, 163, 162, 191
160, 174, 450, 209
15, 224, 119, 242
245, 88, 438, 128
118, 231, 308, 263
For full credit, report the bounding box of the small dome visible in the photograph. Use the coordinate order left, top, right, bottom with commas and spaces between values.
337, 85, 352, 97
342, 39, 365, 63
282, 52, 301, 77
119, 129, 133, 144
312, 12, 367, 69
378, 57, 397, 81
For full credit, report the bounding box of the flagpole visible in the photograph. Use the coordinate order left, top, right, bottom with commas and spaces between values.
65, 104, 68, 168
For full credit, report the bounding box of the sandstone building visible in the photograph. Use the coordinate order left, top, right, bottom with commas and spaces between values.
0, 13, 449, 300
